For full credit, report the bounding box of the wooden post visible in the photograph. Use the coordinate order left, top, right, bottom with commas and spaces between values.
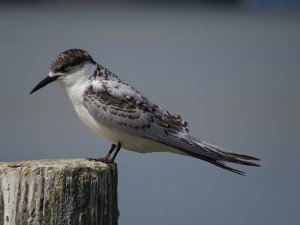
0, 159, 118, 225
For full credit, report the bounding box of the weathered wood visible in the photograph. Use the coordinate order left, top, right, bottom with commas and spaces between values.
0, 159, 118, 225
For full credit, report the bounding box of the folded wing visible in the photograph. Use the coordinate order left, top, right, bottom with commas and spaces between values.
83, 78, 260, 175
83, 78, 188, 138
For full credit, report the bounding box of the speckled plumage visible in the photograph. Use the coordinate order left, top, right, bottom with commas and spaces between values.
83, 65, 189, 136
31, 49, 260, 175
50, 49, 96, 74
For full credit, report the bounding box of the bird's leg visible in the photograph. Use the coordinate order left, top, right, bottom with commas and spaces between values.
87, 143, 121, 163
110, 142, 121, 162
99, 142, 121, 163
99, 144, 116, 162
87, 144, 116, 163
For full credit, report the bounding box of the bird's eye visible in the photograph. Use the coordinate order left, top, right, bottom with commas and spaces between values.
59, 65, 69, 73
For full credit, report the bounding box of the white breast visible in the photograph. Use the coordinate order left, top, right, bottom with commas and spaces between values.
57, 63, 122, 144
57, 63, 185, 155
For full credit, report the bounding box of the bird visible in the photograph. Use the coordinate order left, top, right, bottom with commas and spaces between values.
30, 48, 260, 175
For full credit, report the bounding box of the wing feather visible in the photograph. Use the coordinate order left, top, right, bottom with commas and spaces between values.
83, 78, 188, 137
82, 70, 259, 175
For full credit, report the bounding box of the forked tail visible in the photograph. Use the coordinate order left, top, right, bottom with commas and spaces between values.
156, 134, 260, 176
185, 139, 260, 175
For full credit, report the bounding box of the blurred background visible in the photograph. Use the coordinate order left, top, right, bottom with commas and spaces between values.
1, 0, 300, 225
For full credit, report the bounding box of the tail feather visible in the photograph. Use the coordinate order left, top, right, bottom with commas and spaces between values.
153, 134, 260, 175
202, 141, 260, 161
184, 150, 247, 176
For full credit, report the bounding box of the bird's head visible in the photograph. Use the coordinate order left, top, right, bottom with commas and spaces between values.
30, 49, 96, 94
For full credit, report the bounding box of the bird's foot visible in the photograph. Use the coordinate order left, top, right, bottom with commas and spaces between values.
86, 142, 121, 164
86, 157, 115, 164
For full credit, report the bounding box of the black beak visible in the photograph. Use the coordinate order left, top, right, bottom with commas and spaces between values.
30, 76, 58, 94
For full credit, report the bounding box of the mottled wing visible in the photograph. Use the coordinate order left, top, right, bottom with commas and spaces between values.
82, 79, 189, 138
82, 76, 259, 175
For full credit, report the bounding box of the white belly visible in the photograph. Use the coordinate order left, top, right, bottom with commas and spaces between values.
72, 102, 185, 155
58, 71, 185, 156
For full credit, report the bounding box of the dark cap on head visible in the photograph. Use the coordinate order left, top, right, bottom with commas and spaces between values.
50, 49, 96, 74
30, 49, 96, 94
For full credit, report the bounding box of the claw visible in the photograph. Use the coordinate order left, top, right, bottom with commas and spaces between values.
87, 142, 121, 163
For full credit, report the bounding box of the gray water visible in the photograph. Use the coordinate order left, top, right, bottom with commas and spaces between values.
1, 4, 300, 225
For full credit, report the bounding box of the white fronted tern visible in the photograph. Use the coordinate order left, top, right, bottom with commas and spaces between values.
30, 49, 260, 175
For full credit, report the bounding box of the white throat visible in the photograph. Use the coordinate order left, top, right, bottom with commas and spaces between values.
57, 63, 96, 105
